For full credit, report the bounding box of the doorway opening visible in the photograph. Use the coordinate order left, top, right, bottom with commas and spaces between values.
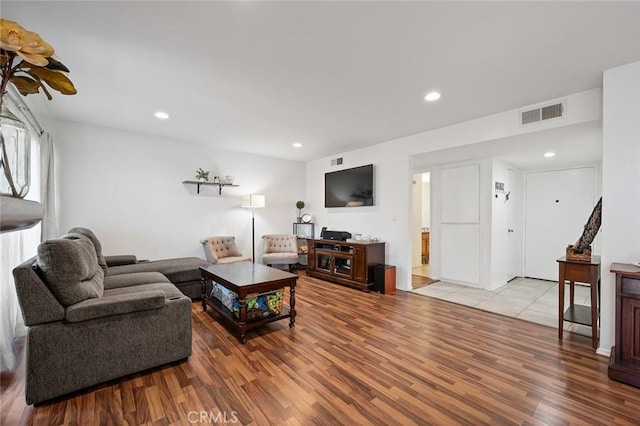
412, 171, 437, 289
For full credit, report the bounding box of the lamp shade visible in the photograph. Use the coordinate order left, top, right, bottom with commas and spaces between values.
241, 194, 265, 208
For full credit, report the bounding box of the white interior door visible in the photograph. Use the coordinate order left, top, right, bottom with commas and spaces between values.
507, 168, 523, 281
524, 167, 595, 281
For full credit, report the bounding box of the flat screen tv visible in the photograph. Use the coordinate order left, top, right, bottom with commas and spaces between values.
325, 164, 374, 208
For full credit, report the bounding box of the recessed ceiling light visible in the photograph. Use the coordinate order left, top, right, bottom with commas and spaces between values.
424, 92, 441, 102
292, 142, 302, 148
154, 111, 169, 120
544, 152, 556, 158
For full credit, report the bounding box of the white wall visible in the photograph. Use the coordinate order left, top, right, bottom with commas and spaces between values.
490, 159, 509, 289
307, 89, 602, 292
51, 121, 306, 262
600, 60, 640, 356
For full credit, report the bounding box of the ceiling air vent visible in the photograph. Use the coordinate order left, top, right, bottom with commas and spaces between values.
520, 101, 564, 126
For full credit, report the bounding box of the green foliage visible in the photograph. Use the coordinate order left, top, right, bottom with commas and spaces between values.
296, 200, 305, 210
195, 168, 209, 181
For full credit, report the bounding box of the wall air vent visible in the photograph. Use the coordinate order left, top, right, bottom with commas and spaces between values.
331, 157, 343, 166
520, 101, 565, 126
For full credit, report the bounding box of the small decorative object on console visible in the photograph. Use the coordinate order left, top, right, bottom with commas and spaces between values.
301, 213, 312, 223
566, 197, 602, 262
296, 200, 305, 222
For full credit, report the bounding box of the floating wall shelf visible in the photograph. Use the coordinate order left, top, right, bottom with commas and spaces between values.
182, 180, 239, 195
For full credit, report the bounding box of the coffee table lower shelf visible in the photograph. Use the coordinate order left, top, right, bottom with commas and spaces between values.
203, 296, 292, 343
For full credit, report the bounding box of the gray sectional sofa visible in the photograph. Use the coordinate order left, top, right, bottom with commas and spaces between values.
12, 229, 198, 405
69, 227, 210, 300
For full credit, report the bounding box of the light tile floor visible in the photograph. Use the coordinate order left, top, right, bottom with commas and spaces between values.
412, 277, 594, 337
412, 265, 430, 278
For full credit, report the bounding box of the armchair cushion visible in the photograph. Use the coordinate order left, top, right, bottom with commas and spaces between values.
263, 234, 298, 253
200, 236, 250, 264
262, 234, 298, 266
65, 290, 166, 323
37, 234, 104, 307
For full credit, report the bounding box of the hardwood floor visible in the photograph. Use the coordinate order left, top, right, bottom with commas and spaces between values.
2, 274, 640, 425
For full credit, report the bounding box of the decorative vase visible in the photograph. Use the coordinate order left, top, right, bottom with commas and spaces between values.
0, 98, 31, 198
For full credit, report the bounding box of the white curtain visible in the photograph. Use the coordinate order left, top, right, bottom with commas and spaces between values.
0, 101, 47, 372
40, 132, 57, 240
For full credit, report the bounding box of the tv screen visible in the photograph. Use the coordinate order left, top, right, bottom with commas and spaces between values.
325, 164, 374, 208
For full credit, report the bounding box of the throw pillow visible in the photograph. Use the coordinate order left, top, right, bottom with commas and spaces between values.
37, 236, 105, 306
68, 227, 108, 272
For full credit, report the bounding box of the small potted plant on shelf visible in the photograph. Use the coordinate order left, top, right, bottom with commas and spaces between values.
296, 200, 305, 223
195, 168, 209, 182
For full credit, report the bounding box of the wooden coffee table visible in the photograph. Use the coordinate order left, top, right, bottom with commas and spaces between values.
200, 262, 297, 343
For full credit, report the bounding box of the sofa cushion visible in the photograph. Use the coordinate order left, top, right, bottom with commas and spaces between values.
37, 236, 104, 307
104, 254, 137, 267
108, 257, 208, 284
104, 272, 170, 290
68, 227, 108, 272
65, 290, 166, 323
105, 282, 186, 300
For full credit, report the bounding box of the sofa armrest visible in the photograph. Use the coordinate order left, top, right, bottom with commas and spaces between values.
105, 255, 138, 267
65, 290, 166, 323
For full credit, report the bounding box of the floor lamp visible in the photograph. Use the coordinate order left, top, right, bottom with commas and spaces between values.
241, 194, 265, 263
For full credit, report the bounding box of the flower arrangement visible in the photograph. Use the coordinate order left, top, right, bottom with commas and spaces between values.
1, 19, 76, 197
0, 19, 76, 101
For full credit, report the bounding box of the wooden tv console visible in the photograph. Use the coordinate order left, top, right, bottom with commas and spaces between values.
306, 238, 385, 291
609, 263, 640, 388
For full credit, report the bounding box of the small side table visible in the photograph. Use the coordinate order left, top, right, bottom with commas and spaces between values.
557, 255, 601, 349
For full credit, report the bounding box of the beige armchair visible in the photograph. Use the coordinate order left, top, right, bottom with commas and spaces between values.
200, 236, 251, 264
262, 234, 299, 271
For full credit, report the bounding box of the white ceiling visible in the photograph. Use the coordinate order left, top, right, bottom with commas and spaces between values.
4, 1, 640, 163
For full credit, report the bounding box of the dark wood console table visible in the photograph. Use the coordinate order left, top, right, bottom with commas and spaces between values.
557, 255, 601, 349
306, 239, 385, 291
609, 263, 640, 388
